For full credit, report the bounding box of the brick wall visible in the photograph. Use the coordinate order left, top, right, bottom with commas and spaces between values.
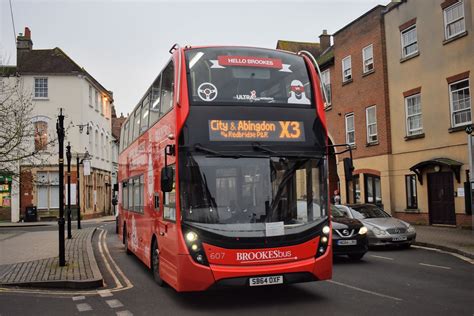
327, 6, 391, 160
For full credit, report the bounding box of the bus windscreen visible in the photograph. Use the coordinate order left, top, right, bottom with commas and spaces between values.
185, 47, 313, 107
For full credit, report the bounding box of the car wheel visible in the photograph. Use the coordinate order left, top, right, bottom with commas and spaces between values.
349, 253, 365, 260
151, 239, 165, 287
124, 226, 132, 255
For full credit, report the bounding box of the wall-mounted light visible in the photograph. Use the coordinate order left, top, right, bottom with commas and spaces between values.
434, 165, 441, 172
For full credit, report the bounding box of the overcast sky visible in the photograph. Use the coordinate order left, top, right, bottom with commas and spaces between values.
1, 0, 382, 116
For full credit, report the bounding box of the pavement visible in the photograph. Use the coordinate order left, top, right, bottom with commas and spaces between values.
0, 217, 472, 290
0, 216, 115, 289
413, 224, 474, 259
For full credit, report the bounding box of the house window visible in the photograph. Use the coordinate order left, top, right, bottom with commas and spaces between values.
342, 56, 352, 82
450, 79, 471, 127
443, 0, 465, 40
37, 171, 59, 209
347, 175, 361, 204
345, 113, 355, 145
34, 78, 48, 98
365, 174, 382, 205
321, 69, 331, 106
88, 86, 93, 107
366, 105, 378, 143
362, 44, 374, 73
34, 121, 48, 151
401, 26, 418, 58
405, 175, 417, 209
405, 93, 423, 136
95, 90, 99, 111
100, 96, 104, 115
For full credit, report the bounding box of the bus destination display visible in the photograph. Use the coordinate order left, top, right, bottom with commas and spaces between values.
209, 120, 305, 142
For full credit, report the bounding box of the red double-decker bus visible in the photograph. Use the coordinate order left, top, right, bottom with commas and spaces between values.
118, 45, 332, 292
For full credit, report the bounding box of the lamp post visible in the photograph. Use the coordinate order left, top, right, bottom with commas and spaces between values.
56, 108, 66, 266
66, 142, 72, 239
76, 150, 90, 230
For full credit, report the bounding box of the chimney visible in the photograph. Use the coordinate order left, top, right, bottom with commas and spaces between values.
319, 29, 331, 52
17, 27, 33, 51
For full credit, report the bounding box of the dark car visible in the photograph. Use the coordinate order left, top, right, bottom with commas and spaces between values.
331, 205, 368, 260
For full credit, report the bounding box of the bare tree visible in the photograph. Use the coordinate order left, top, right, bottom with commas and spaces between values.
0, 73, 57, 178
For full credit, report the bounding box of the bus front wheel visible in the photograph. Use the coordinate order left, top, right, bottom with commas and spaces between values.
152, 239, 165, 287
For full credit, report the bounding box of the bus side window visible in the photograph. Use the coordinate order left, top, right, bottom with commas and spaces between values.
163, 165, 176, 221
133, 106, 141, 140
160, 61, 174, 116
149, 75, 162, 126
140, 96, 150, 133
122, 181, 128, 210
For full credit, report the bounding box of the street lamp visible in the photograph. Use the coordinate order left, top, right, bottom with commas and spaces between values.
76, 150, 91, 230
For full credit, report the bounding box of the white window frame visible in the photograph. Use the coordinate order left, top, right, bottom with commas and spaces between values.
401, 26, 418, 58
342, 56, 352, 82
321, 69, 331, 106
36, 171, 60, 210
449, 79, 471, 127
405, 93, 423, 136
443, 0, 465, 40
94, 90, 99, 111
34, 77, 48, 99
362, 44, 374, 73
366, 105, 378, 143
345, 113, 355, 145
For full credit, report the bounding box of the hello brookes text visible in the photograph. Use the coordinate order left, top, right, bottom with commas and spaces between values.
236, 250, 292, 261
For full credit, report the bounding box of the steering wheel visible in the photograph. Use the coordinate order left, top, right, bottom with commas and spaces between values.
197, 83, 218, 101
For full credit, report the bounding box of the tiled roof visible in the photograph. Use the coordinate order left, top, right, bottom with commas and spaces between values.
316, 46, 334, 67
276, 40, 321, 57
18, 48, 113, 101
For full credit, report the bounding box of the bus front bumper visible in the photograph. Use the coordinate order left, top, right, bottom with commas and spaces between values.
175, 251, 332, 292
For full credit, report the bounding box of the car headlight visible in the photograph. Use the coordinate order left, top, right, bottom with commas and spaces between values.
407, 225, 416, 233
358, 226, 368, 235
372, 227, 388, 236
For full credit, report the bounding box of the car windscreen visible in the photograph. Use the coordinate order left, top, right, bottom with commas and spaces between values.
331, 206, 349, 218
185, 47, 313, 107
350, 205, 390, 219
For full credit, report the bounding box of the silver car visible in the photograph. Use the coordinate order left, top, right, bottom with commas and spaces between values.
333, 204, 416, 248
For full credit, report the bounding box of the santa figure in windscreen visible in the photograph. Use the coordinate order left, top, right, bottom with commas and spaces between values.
287, 79, 310, 104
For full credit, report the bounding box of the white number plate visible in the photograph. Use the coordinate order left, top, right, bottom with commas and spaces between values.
392, 236, 408, 241
249, 275, 283, 287
337, 239, 357, 246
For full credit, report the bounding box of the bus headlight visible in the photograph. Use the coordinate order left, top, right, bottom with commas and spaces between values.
358, 226, 368, 235
322, 226, 330, 235
186, 231, 198, 243
182, 229, 209, 266
321, 236, 328, 243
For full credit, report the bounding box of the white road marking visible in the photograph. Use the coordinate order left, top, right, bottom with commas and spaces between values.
327, 280, 403, 301
72, 296, 86, 301
370, 255, 394, 260
412, 245, 474, 265
98, 229, 124, 289
106, 299, 124, 309
102, 230, 134, 288
419, 263, 451, 270
116, 311, 134, 316
76, 303, 93, 312
97, 289, 113, 297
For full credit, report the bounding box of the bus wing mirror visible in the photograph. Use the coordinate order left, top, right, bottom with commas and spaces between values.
113, 183, 119, 192
161, 166, 174, 192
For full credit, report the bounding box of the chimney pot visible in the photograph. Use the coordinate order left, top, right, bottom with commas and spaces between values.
24, 27, 31, 39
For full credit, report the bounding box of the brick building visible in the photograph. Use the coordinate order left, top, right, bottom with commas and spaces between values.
329, 5, 392, 210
